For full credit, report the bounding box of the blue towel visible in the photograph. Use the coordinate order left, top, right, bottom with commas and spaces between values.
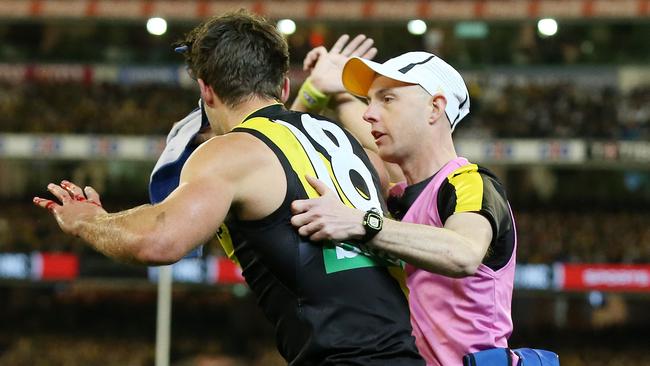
149, 100, 210, 257
463, 347, 559, 366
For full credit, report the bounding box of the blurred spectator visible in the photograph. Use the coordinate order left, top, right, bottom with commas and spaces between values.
2, 79, 648, 139
515, 211, 650, 264
459, 82, 649, 140
0, 81, 199, 135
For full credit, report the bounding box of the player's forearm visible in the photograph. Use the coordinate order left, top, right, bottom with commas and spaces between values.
369, 219, 483, 277
76, 204, 176, 265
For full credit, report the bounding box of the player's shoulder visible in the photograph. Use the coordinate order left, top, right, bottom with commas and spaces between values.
184, 132, 274, 180
241, 108, 339, 127
195, 132, 262, 155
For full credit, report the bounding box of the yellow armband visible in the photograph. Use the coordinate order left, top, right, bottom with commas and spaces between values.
297, 77, 331, 112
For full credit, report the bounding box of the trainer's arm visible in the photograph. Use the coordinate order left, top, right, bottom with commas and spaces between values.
34, 138, 239, 265
291, 176, 491, 277
367, 213, 491, 277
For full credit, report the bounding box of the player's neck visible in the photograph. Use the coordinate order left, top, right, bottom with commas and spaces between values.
221, 97, 281, 131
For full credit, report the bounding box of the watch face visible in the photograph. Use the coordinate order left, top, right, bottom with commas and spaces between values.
368, 214, 382, 230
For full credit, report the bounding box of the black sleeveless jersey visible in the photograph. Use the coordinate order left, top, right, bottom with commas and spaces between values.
222, 104, 423, 366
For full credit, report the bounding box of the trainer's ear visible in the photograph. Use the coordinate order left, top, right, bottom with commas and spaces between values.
429, 94, 447, 125
280, 77, 291, 103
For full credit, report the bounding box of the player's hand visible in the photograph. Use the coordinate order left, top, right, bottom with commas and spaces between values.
290, 176, 366, 242
33, 180, 107, 236
305, 34, 377, 95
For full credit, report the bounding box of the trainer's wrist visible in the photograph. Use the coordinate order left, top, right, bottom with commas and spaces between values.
359, 208, 383, 243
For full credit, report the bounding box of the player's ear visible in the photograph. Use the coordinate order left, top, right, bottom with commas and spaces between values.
198, 79, 216, 107
280, 77, 291, 103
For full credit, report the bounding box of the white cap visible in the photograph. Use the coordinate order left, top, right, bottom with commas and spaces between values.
342, 51, 470, 132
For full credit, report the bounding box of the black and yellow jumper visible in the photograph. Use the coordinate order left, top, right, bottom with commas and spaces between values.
217, 104, 423, 366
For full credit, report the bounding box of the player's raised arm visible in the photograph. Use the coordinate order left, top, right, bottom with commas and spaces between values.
291, 34, 376, 113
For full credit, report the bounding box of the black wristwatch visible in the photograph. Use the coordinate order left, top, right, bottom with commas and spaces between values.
360, 208, 383, 243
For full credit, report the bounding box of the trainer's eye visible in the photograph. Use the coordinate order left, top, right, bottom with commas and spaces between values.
383, 96, 394, 104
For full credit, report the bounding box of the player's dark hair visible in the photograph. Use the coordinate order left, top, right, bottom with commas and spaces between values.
179, 10, 289, 108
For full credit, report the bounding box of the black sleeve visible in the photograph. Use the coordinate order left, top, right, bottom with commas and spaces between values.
437, 167, 515, 271
436, 180, 457, 225
436, 168, 508, 232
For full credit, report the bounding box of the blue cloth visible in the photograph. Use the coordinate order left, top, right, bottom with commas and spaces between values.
463, 347, 559, 366
149, 100, 210, 258
513, 348, 560, 366
463, 348, 512, 366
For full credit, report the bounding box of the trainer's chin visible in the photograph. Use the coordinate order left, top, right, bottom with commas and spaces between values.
376, 145, 396, 163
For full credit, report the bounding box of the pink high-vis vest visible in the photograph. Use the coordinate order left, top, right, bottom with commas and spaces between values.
389, 157, 517, 366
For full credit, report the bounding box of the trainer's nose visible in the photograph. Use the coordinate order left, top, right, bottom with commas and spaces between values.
363, 103, 379, 124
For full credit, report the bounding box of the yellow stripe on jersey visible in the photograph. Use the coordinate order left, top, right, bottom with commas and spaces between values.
447, 164, 483, 213
318, 152, 354, 208
238, 117, 319, 198
355, 186, 370, 200
388, 265, 410, 298
216, 223, 239, 265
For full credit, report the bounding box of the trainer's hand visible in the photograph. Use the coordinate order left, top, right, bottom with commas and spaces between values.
33, 180, 107, 236
290, 175, 366, 242
305, 34, 377, 95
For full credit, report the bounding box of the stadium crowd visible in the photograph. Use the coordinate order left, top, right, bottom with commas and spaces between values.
0, 81, 198, 135
516, 211, 650, 264
461, 82, 649, 140
1, 79, 648, 139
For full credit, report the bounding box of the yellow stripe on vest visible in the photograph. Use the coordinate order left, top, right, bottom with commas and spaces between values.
216, 223, 238, 265
318, 152, 354, 208
388, 265, 410, 298
447, 164, 483, 213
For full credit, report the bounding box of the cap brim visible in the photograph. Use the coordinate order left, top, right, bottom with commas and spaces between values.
342, 57, 420, 97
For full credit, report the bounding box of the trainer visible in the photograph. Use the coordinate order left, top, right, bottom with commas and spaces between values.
291, 52, 517, 365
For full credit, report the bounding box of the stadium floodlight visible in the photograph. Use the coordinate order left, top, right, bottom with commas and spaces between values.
537, 18, 558, 37
407, 19, 427, 35
277, 19, 296, 35
147, 17, 168, 36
